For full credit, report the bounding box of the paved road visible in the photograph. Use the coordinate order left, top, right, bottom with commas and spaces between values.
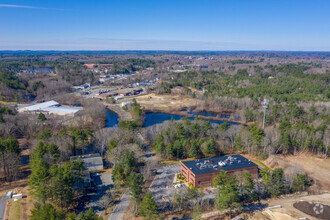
109, 132, 156, 220
109, 189, 131, 220
0, 197, 6, 220
137, 133, 154, 160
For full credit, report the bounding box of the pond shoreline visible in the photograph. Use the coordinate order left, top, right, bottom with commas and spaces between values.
104, 104, 246, 128
144, 109, 246, 125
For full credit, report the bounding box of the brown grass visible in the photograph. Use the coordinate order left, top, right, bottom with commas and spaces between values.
7, 201, 22, 220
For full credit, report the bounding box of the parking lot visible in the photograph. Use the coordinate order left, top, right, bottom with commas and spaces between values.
80, 172, 113, 214
149, 164, 184, 210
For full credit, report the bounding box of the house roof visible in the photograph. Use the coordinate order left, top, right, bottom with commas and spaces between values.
71, 154, 103, 172
181, 154, 257, 175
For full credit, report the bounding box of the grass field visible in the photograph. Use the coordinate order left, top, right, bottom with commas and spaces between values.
8, 201, 22, 220
251, 158, 268, 169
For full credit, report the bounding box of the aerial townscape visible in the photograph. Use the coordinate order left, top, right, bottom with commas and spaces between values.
0, 1, 330, 220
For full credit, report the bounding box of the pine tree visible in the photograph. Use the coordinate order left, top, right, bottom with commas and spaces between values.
30, 203, 66, 220
139, 191, 158, 220
242, 172, 257, 202
128, 172, 144, 204
38, 112, 46, 121
80, 208, 102, 220
214, 171, 241, 216
203, 139, 216, 156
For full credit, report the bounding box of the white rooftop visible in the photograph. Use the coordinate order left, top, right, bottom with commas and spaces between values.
19, 100, 82, 115
42, 106, 82, 114
23, 100, 59, 111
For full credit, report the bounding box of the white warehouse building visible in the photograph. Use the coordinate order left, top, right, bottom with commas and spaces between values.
18, 100, 82, 116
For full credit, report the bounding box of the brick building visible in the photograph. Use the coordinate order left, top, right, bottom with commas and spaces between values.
181, 154, 258, 187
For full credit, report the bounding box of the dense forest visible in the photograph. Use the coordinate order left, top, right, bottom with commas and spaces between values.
160, 63, 329, 104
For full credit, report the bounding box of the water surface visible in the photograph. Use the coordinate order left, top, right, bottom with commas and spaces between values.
143, 112, 239, 127
105, 109, 119, 127
105, 109, 239, 128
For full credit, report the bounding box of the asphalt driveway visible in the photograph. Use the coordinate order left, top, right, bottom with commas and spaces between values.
0, 197, 6, 220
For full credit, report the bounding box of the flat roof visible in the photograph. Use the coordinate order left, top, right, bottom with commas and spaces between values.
23, 100, 59, 111
181, 154, 257, 175
42, 106, 82, 114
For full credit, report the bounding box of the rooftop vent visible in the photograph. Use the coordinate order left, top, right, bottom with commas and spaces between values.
218, 161, 226, 167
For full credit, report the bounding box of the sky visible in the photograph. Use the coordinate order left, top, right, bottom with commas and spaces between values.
0, 0, 330, 51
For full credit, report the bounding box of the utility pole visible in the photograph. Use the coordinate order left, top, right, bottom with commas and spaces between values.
262, 99, 269, 130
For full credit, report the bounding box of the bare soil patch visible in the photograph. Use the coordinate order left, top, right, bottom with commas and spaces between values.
293, 201, 330, 219
132, 93, 203, 112
264, 193, 330, 220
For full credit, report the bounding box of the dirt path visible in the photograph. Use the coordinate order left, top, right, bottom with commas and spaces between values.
104, 104, 132, 121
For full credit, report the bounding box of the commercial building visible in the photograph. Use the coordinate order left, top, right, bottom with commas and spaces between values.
181, 154, 258, 187
18, 100, 82, 116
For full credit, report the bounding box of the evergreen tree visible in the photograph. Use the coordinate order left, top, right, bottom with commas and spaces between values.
214, 171, 241, 215
242, 172, 257, 202
261, 168, 285, 197
188, 139, 200, 157
37, 128, 52, 140
203, 139, 216, 156
80, 208, 102, 220
28, 158, 50, 204
128, 172, 144, 204
139, 191, 159, 220
292, 173, 312, 192
212, 170, 229, 187
38, 112, 46, 121
49, 163, 74, 208
30, 203, 66, 220
112, 163, 125, 184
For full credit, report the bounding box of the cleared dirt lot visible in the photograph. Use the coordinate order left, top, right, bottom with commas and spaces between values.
263, 153, 330, 192
132, 94, 203, 112
258, 193, 330, 220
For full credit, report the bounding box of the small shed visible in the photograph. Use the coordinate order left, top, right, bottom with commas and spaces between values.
6, 191, 13, 199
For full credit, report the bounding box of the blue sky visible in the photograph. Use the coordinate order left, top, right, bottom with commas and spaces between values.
0, 0, 329, 50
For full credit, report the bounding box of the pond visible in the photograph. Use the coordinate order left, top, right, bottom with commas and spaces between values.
143, 112, 240, 127
105, 109, 240, 128
105, 109, 119, 127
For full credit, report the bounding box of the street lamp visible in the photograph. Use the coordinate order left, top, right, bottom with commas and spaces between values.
262, 99, 269, 130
